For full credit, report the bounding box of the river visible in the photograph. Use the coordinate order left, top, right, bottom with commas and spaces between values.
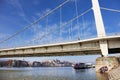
0, 67, 105, 80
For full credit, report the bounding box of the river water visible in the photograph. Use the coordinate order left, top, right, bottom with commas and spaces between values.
0, 67, 106, 80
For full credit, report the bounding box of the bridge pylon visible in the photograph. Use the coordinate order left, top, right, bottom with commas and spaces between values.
92, 0, 108, 57
92, 0, 120, 73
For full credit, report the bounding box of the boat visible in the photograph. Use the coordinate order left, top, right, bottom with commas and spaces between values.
73, 63, 87, 69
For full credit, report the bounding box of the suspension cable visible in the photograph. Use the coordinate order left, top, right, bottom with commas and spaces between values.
46, 16, 48, 34
70, 21, 72, 40
46, 16, 48, 43
26, 8, 92, 45
69, 23, 71, 40
75, 0, 80, 40
82, 15, 85, 39
0, 0, 70, 44
60, 7, 62, 40
101, 7, 120, 13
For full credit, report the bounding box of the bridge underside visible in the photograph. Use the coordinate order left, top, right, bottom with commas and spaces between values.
0, 36, 120, 58
0, 48, 120, 58
0, 50, 100, 58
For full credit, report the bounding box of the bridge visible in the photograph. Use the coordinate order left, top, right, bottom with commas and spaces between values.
0, 36, 120, 57
0, 0, 120, 58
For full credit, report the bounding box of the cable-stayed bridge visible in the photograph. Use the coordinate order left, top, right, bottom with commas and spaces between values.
0, 0, 120, 57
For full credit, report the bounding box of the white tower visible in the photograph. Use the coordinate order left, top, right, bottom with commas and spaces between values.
92, 0, 108, 57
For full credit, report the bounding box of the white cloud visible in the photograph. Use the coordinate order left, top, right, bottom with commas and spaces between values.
0, 20, 97, 48
25, 23, 59, 46
65, 20, 97, 40
7, 0, 30, 23
0, 15, 96, 47
26, 19, 97, 45
80, 21, 97, 39
36, 8, 51, 17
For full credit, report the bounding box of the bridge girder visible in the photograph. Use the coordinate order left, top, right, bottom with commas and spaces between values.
0, 36, 120, 58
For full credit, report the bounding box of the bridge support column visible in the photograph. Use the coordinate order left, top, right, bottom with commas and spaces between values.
91, 0, 119, 72
99, 40, 108, 57
92, 0, 108, 57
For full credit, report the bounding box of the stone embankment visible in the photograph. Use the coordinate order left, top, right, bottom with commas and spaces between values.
96, 56, 119, 72
96, 56, 120, 80
108, 66, 120, 80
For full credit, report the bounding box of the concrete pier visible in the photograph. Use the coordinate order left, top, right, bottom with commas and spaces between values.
96, 56, 119, 73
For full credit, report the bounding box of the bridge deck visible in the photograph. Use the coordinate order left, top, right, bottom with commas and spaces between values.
108, 66, 120, 80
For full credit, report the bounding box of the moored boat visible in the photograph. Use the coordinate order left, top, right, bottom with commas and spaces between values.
73, 63, 87, 69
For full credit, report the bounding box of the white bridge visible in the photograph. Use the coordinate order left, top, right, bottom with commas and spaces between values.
0, 36, 120, 57
0, 0, 120, 57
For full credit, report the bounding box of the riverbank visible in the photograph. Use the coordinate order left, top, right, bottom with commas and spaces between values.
0, 59, 94, 68
108, 66, 120, 80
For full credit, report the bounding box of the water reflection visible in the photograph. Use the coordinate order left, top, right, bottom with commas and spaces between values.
0, 67, 101, 80
73, 68, 97, 80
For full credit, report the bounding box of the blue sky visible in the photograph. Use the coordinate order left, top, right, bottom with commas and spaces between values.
0, 0, 120, 62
